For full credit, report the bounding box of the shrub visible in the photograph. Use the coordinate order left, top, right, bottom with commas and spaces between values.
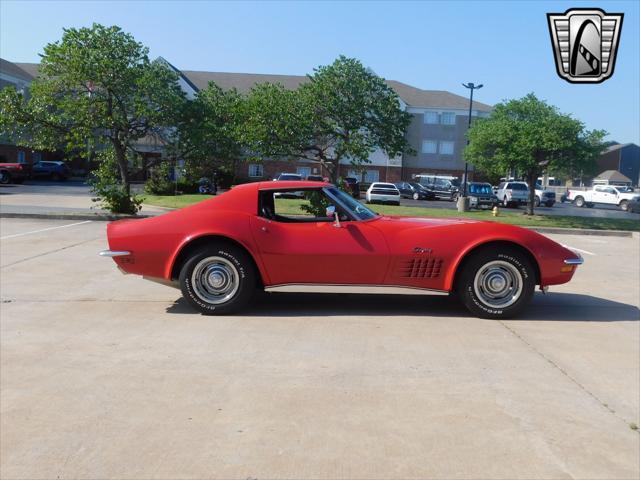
89, 149, 143, 214
144, 161, 175, 195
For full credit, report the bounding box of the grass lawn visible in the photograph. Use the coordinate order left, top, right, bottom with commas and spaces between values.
143, 194, 640, 232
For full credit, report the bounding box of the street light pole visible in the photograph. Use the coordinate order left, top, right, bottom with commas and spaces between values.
461, 82, 483, 199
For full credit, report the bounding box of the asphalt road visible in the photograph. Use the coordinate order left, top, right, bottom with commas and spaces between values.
1, 218, 638, 479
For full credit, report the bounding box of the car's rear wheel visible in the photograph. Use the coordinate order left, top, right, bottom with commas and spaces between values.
0, 172, 10, 184
574, 196, 585, 207
619, 200, 629, 211
456, 247, 536, 319
179, 245, 256, 315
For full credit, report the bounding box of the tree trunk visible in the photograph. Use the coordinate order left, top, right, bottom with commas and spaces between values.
113, 141, 130, 195
526, 170, 538, 216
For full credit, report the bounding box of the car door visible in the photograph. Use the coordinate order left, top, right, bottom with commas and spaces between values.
249, 191, 389, 285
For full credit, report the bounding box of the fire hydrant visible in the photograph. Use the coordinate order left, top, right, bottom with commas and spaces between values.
492, 205, 500, 217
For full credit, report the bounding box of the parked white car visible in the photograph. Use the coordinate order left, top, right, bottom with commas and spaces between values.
273, 173, 304, 198
365, 182, 401, 205
568, 185, 640, 211
494, 181, 530, 207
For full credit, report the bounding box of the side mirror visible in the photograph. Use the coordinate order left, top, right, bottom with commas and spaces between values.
326, 205, 341, 228
326, 205, 336, 217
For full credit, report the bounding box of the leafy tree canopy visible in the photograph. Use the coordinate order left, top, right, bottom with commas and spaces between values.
464, 93, 606, 214
0, 23, 186, 211
240, 56, 414, 181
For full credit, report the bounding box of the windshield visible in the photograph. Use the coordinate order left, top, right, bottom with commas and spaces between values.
325, 187, 377, 220
469, 184, 492, 194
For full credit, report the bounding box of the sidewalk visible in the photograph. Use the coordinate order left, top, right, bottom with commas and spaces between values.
0, 182, 167, 219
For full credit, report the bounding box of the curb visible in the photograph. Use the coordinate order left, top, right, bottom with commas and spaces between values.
0, 212, 151, 221
527, 226, 636, 238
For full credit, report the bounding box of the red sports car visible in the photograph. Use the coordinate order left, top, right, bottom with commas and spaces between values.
101, 181, 583, 318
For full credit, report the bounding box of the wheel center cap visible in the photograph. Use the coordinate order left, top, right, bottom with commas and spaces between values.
209, 272, 225, 288
489, 275, 507, 291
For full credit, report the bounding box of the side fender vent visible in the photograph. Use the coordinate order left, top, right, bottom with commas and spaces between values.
398, 258, 444, 278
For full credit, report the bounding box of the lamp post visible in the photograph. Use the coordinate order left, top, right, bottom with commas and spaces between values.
458, 82, 483, 211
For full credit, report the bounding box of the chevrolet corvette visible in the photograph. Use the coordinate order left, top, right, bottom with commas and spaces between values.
101, 181, 583, 318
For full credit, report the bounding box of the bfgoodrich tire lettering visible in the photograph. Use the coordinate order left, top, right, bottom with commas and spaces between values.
179, 245, 256, 315
457, 247, 536, 319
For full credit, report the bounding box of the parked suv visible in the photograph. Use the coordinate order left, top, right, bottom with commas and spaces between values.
495, 181, 529, 207
467, 182, 498, 209
415, 175, 460, 201
0, 162, 29, 184
31, 161, 70, 181
534, 184, 556, 207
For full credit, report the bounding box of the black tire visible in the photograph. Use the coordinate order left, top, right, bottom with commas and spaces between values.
534, 196, 540, 207
574, 196, 585, 207
545, 201, 554, 208
456, 247, 536, 319
179, 244, 257, 315
412, 192, 419, 200
0, 172, 10, 184
620, 200, 629, 211
51, 173, 61, 181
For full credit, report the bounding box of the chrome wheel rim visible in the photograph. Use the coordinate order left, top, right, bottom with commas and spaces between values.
473, 260, 523, 309
191, 256, 240, 305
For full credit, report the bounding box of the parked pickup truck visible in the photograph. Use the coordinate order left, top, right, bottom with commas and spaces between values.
568, 185, 640, 211
0, 163, 29, 184
494, 181, 529, 207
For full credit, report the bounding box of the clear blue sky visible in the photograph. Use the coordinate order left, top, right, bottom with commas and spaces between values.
1, 0, 638, 143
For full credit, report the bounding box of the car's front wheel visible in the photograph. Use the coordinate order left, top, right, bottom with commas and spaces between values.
179, 244, 257, 315
412, 192, 420, 200
620, 200, 629, 211
456, 247, 536, 319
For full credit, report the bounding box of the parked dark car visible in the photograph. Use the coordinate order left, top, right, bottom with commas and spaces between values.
627, 197, 640, 214
343, 176, 360, 199
306, 174, 324, 182
31, 161, 70, 181
394, 181, 434, 200
467, 182, 498, 209
420, 177, 460, 201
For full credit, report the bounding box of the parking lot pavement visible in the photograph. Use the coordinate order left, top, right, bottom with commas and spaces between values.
1, 218, 639, 479
398, 197, 639, 219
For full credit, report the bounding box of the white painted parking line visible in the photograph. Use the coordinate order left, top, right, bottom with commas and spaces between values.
0, 220, 93, 240
562, 244, 596, 256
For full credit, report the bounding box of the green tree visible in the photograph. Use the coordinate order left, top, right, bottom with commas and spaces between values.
167, 82, 244, 180
0, 23, 186, 213
464, 93, 606, 215
240, 56, 413, 182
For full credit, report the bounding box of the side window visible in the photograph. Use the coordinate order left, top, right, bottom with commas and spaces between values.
605, 187, 616, 194
259, 190, 346, 223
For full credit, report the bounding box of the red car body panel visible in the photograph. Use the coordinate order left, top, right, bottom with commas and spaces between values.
106, 181, 580, 291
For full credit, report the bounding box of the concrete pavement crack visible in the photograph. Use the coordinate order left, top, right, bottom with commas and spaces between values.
0, 236, 103, 268
498, 319, 639, 435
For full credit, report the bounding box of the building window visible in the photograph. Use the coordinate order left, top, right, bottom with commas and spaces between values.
17, 151, 26, 163
296, 166, 311, 178
248, 164, 263, 177
424, 111, 438, 124
365, 170, 379, 183
439, 141, 455, 155
441, 112, 456, 125
422, 140, 438, 154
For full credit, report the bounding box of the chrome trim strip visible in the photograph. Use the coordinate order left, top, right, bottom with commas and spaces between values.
564, 257, 584, 265
264, 284, 450, 296
99, 250, 131, 257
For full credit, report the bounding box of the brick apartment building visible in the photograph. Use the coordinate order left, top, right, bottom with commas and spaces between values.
0, 59, 61, 165
7, 57, 493, 183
